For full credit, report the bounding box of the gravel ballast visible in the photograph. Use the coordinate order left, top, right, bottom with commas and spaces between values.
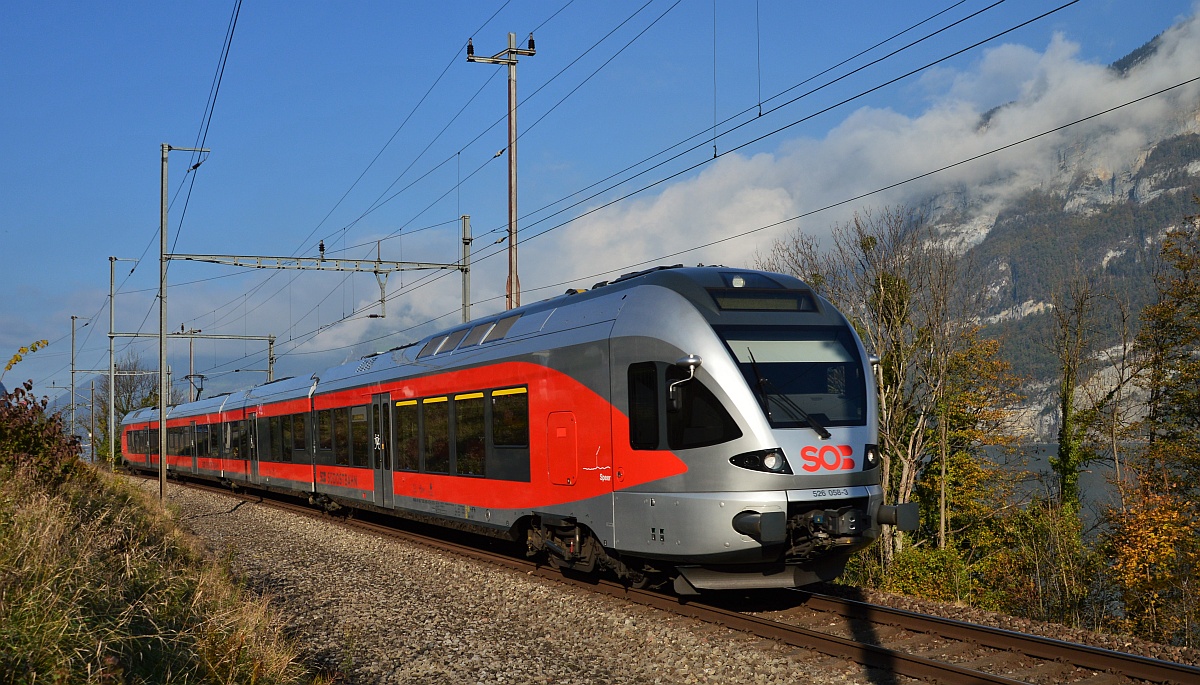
149, 481, 884, 685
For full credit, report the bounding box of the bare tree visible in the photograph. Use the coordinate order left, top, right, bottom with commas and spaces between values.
759, 206, 987, 564
88, 351, 161, 466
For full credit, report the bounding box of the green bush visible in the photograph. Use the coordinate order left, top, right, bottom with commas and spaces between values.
879, 546, 973, 603
0, 381, 322, 684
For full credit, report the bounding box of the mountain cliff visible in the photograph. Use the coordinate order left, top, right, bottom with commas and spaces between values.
918, 33, 1200, 439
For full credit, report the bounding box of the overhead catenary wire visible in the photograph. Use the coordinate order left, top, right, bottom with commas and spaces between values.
488, 0, 998, 245
177, 0, 585, 345
182, 1, 526, 345
56, 1, 1161, 395
452, 0, 990, 245
54, 0, 1032, 391
228, 70, 1200, 370
173, 0, 570, 346
333, 0, 677, 247
38, 0, 998, 393
171, 0, 1067, 375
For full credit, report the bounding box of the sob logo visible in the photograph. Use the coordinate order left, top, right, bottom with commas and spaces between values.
799, 444, 856, 472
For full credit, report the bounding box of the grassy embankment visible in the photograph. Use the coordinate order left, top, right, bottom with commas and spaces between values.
0, 381, 324, 684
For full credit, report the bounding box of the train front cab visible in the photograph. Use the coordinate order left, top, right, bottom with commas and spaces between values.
607, 269, 917, 593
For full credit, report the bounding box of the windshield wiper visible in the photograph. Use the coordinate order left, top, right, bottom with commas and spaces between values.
746, 347, 832, 440
746, 347, 773, 421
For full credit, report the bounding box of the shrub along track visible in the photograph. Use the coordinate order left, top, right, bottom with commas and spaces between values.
154, 474, 1200, 685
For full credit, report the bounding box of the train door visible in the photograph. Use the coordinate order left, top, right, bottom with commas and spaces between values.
247, 411, 259, 481
547, 411, 579, 486
371, 393, 393, 508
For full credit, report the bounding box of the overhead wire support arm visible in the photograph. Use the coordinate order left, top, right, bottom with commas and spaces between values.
167, 253, 465, 273
167, 245, 473, 321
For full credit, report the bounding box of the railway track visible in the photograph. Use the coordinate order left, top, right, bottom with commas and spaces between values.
160, 475, 1200, 685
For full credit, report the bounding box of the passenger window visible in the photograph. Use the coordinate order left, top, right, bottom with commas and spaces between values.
491, 388, 528, 447
333, 407, 350, 465
628, 363, 659, 450
351, 405, 370, 467
666, 367, 742, 449
227, 421, 244, 459
318, 410, 333, 452
423, 398, 450, 473
393, 400, 419, 471
267, 417, 281, 461
278, 416, 292, 462
292, 414, 307, 452
455, 393, 485, 476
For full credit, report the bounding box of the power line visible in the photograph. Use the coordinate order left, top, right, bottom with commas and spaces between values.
180, 0, 1072, 368
92, 1, 1151, 386
378, 74, 1200, 360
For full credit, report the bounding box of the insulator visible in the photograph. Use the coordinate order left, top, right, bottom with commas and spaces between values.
527, 33, 535, 51
466, 38, 474, 57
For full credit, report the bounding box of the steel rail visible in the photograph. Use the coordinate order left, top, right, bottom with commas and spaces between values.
793, 591, 1200, 685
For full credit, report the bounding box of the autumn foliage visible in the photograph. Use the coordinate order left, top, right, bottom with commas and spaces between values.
765, 199, 1200, 649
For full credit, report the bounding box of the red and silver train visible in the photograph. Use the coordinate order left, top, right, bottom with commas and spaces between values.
122, 265, 916, 593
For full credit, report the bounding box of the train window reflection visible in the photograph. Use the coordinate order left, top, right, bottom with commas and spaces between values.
418, 335, 448, 358
483, 314, 520, 343
318, 410, 333, 452
350, 405, 370, 467
666, 369, 741, 449
333, 408, 350, 465
628, 363, 659, 450
393, 400, 419, 471
455, 393, 485, 476
423, 397, 450, 473
718, 326, 867, 428
491, 388, 528, 447
438, 328, 469, 354
460, 323, 492, 347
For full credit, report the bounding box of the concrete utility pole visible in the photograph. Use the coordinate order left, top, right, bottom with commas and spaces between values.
89, 381, 95, 464
109, 256, 137, 467
160, 143, 208, 501
70, 315, 79, 436
468, 32, 535, 310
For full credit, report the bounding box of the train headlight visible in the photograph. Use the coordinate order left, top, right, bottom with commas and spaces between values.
729, 449, 793, 474
863, 444, 880, 470
761, 451, 786, 471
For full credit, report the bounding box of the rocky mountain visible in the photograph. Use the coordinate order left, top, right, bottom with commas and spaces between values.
918, 35, 1200, 439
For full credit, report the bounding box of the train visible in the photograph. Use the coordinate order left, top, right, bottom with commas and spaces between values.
122, 265, 917, 594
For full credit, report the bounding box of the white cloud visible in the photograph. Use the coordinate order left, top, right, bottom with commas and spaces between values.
519, 9, 1200, 290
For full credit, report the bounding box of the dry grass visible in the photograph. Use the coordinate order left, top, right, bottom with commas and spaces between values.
0, 465, 327, 685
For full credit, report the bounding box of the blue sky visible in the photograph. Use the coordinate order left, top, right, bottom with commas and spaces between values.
2, 0, 1197, 411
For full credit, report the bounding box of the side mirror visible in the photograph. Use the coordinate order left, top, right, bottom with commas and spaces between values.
668, 355, 703, 410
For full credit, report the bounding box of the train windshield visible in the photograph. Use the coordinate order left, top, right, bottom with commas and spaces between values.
716, 326, 868, 429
